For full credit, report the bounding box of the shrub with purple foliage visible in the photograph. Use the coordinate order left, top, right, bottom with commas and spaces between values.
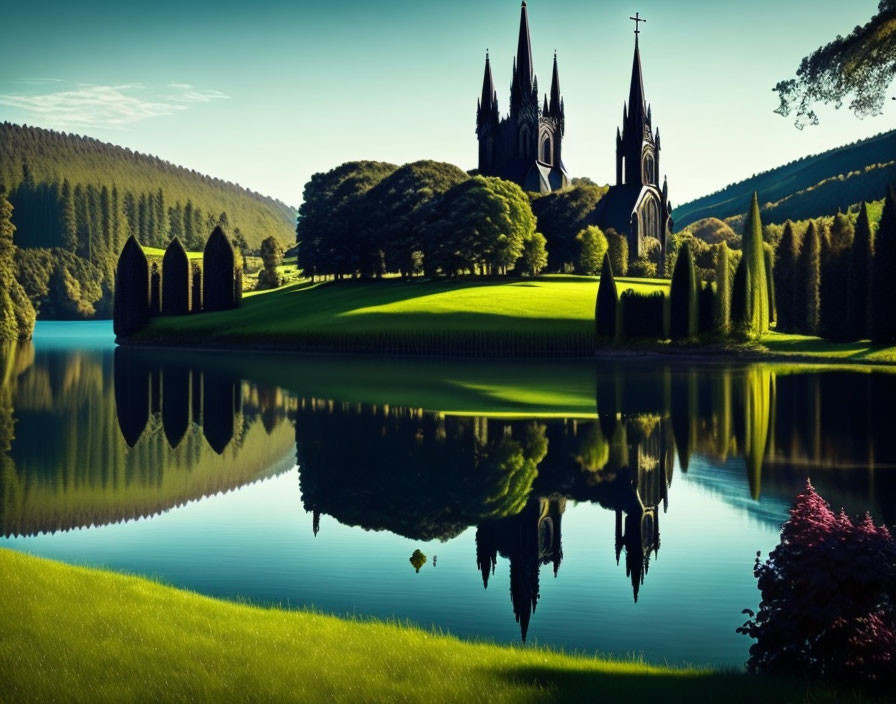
739, 480, 896, 685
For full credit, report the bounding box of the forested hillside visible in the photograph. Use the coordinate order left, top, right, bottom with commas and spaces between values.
1, 123, 295, 250
673, 130, 896, 229
1, 123, 296, 320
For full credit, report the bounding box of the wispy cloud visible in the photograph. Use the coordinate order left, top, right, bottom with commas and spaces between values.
0, 82, 229, 130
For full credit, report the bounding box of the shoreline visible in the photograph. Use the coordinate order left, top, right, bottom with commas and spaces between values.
116, 334, 896, 369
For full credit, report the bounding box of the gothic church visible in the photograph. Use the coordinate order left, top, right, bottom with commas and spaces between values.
476, 2, 569, 193
476, 3, 673, 271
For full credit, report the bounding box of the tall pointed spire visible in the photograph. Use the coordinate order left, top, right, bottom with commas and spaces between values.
479, 51, 496, 117
627, 38, 646, 129
515, 1, 534, 93
549, 50, 561, 116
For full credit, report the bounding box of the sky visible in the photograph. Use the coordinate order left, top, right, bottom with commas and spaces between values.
0, 0, 890, 208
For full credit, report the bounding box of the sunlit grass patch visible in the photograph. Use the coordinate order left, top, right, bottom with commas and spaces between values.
0, 549, 860, 703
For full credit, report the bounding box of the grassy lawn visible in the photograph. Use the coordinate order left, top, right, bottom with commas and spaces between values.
135, 275, 667, 353
760, 332, 896, 364
142, 245, 203, 260
128, 274, 896, 365
0, 548, 859, 703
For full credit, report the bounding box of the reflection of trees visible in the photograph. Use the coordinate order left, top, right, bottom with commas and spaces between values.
296, 404, 545, 541
0, 348, 296, 536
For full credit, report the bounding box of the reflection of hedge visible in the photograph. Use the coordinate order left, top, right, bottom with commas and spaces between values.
203, 226, 237, 312
113, 235, 149, 337
162, 238, 190, 315
619, 291, 666, 339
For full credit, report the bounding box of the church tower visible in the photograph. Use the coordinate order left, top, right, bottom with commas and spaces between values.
594, 14, 673, 273
476, 2, 569, 193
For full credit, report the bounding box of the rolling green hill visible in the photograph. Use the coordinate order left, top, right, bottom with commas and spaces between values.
0, 122, 296, 251
673, 130, 896, 230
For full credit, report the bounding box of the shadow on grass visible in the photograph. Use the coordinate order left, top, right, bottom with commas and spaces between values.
497, 665, 863, 703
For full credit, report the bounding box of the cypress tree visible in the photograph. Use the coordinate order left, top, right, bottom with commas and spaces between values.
847, 203, 874, 340
731, 256, 748, 329
829, 211, 855, 251
203, 226, 237, 311
741, 192, 770, 337
764, 246, 776, 327
595, 253, 618, 339
715, 242, 731, 331
871, 187, 896, 344
796, 221, 821, 334
113, 235, 150, 337
669, 241, 697, 340
162, 237, 190, 314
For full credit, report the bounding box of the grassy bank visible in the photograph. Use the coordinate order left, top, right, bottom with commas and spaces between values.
127, 275, 896, 364
0, 548, 858, 703
132, 276, 668, 356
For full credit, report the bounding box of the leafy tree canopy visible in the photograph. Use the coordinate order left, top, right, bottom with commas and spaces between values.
774, 1, 896, 128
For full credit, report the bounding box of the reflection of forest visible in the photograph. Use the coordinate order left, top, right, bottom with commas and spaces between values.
295, 366, 896, 641
0, 345, 297, 537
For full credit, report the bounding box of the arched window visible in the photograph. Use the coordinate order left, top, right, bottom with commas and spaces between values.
643, 153, 655, 185
642, 197, 659, 241
542, 137, 552, 165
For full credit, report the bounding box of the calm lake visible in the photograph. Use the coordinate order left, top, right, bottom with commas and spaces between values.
2, 322, 894, 668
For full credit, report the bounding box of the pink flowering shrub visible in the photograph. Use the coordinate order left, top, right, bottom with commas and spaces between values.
738, 481, 896, 685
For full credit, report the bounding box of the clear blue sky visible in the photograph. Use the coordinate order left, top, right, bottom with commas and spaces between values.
0, 0, 889, 208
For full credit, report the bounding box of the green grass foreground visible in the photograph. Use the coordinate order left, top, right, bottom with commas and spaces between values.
0, 549, 860, 703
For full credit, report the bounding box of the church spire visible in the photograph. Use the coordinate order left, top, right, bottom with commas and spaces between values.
627, 37, 646, 131
516, 1, 534, 93
549, 51, 562, 116
478, 51, 497, 123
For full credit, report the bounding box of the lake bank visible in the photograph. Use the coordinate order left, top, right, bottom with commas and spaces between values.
118, 277, 896, 365
0, 548, 861, 703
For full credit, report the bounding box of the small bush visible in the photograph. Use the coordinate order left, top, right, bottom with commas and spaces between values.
628, 256, 656, 278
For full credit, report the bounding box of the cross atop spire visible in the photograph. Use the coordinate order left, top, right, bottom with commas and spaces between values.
629, 12, 646, 39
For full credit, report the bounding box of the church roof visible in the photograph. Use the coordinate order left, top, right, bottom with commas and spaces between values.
593, 184, 656, 234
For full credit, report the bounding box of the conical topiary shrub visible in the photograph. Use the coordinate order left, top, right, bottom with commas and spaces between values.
113, 235, 150, 337
162, 237, 190, 315
595, 252, 618, 339
203, 226, 237, 312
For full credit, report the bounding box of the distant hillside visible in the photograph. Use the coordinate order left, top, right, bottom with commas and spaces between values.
673, 130, 896, 230
0, 122, 296, 250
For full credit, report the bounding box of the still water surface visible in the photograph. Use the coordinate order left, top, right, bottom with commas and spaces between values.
2, 322, 893, 668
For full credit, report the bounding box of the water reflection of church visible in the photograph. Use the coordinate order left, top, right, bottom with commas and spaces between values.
295, 405, 675, 641
473, 415, 672, 640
